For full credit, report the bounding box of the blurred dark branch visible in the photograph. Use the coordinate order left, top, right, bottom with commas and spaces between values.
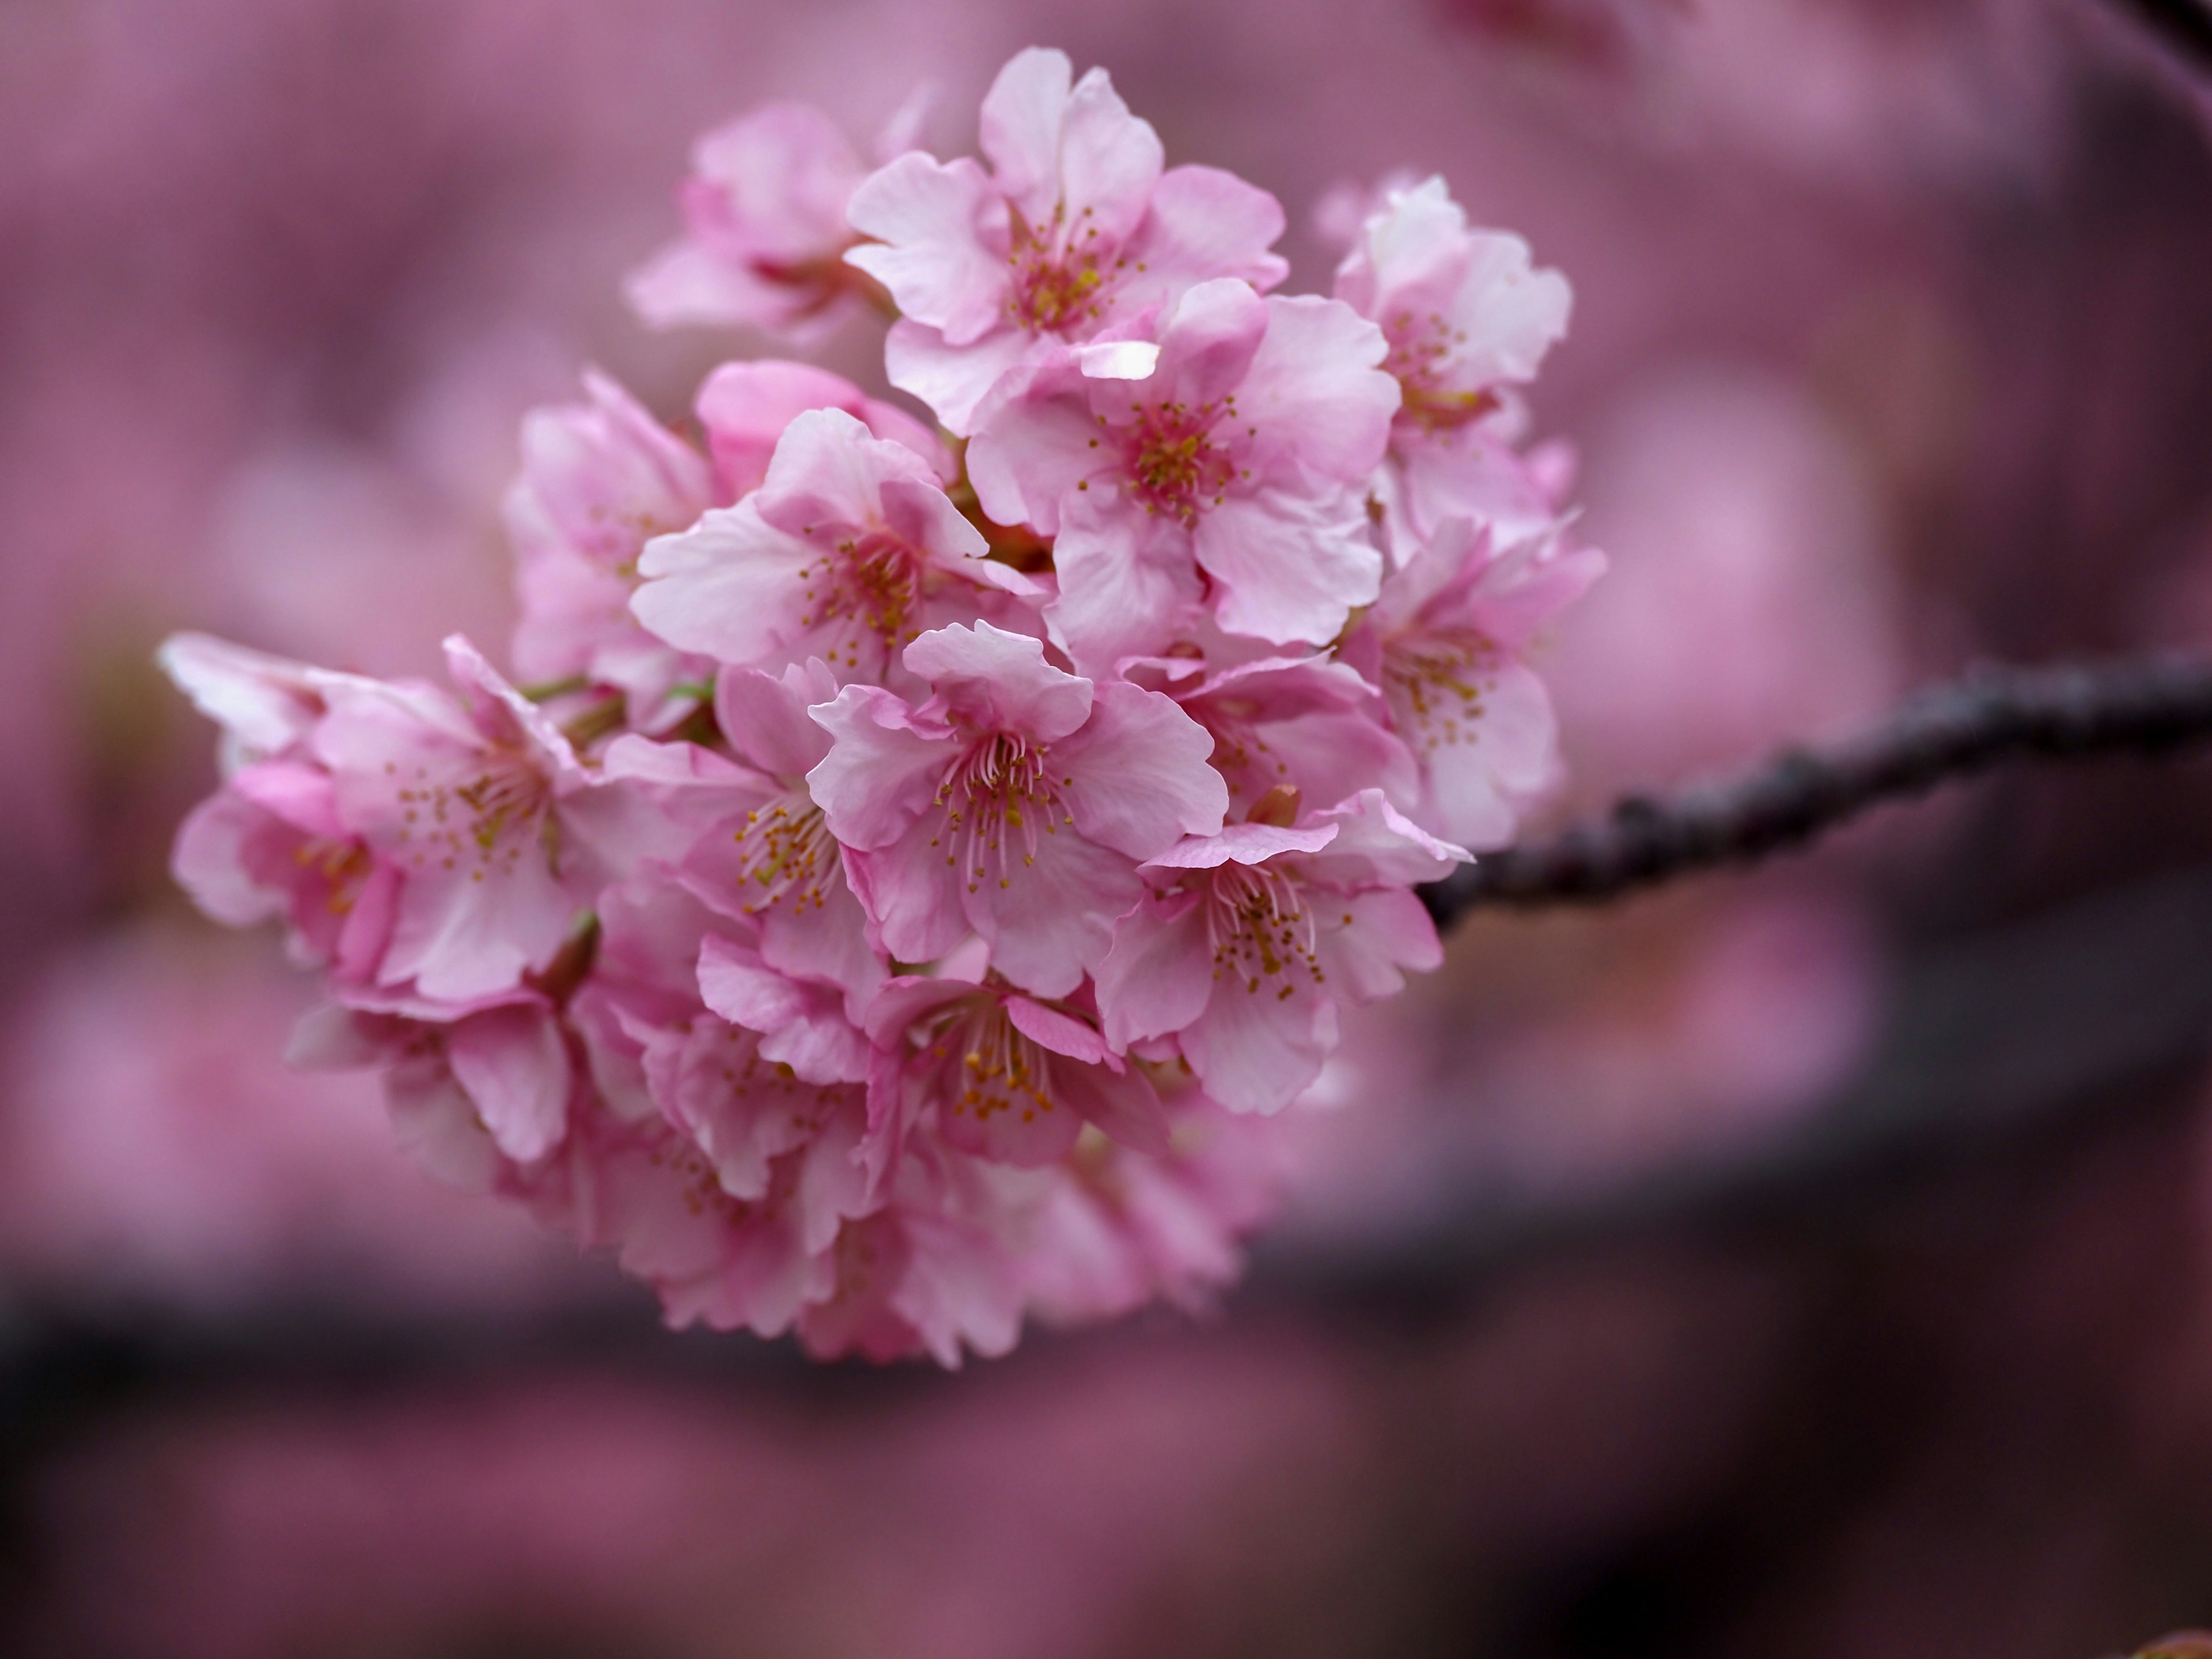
2111, 0, 2212, 72
1422, 655, 2212, 927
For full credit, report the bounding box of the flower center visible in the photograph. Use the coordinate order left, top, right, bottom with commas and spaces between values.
794, 529, 923, 667
929, 732, 1073, 895
1383, 309, 1498, 435
919, 994, 1058, 1132
1119, 400, 1240, 526
1203, 862, 1323, 998
1006, 206, 1112, 335
392, 750, 555, 881
732, 788, 841, 915
1382, 634, 1494, 756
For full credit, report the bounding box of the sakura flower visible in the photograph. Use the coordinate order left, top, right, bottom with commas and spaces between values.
693, 359, 947, 500
675, 660, 882, 1000
1347, 516, 1605, 848
795, 1155, 1029, 1366
1333, 176, 1573, 560
866, 975, 1171, 1171
570, 1103, 856, 1339
631, 408, 1037, 685
809, 621, 1228, 998
626, 101, 885, 342
310, 635, 649, 1003
289, 988, 574, 1177
1097, 790, 1465, 1115
1022, 1096, 1287, 1323
1125, 650, 1416, 822
845, 47, 1290, 433
160, 634, 396, 979
967, 277, 1400, 668
505, 370, 715, 730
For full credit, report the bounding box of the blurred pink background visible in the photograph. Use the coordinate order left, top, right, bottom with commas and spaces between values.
3, 1, 2212, 1653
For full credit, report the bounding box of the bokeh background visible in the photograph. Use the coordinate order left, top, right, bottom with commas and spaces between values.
3, 0, 2212, 1653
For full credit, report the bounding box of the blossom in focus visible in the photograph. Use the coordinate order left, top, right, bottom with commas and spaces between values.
1332, 176, 1572, 565
1346, 516, 1605, 849
808, 620, 1227, 997
159, 44, 1590, 1363
967, 277, 1400, 669
1097, 790, 1465, 1114
846, 47, 1291, 434
632, 408, 1037, 687
505, 370, 715, 732
626, 101, 890, 341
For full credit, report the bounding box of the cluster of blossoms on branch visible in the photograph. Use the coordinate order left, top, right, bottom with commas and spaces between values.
163, 48, 1602, 1363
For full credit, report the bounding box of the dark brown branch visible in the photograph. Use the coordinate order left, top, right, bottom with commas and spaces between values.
1421, 654, 2212, 927
2110, 0, 2212, 73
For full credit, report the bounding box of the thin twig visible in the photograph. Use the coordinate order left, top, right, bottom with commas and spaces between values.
1422, 654, 2212, 927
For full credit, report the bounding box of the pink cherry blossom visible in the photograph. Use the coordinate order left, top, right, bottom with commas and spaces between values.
808, 621, 1228, 997
675, 660, 884, 1000
626, 101, 884, 342
1124, 650, 1416, 823
1096, 791, 1465, 1115
966, 277, 1400, 667
505, 370, 715, 730
1022, 1091, 1287, 1323
845, 47, 1290, 434
631, 408, 1037, 686
159, 634, 397, 980
1345, 516, 1606, 849
289, 987, 574, 1176
309, 636, 649, 1003
1333, 177, 1574, 563
866, 975, 1171, 1172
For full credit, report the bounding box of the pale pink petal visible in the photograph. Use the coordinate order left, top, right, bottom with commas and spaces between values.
446, 1003, 570, 1162
1180, 967, 1335, 1115
806, 684, 953, 850
1306, 787, 1470, 888
965, 353, 1110, 533
1315, 887, 1442, 1003
1055, 681, 1229, 859
965, 823, 1140, 999
843, 154, 1008, 345
695, 359, 899, 498
844, 831, 972, 969
1150, 278, 1271, 411
1094, 888, 1213, 1050
1141, 819, 1338, 872
975, 47, 1074, 228
1052, 1052, 1171, 1154
157, 632, 328, 757
1237, 296, 1398, 483
1054, 66, 1164, 242
1192, 485, 1382, 645
714, 660, 837, 779
1118, 165, 1290, 310
631, 500, 811, 664
884, 320, 1036, 439
696, 935, 869, 1085
1002, 994, 1109, 1063
1042, 495, 1205, 676
901, 622, 1093, 744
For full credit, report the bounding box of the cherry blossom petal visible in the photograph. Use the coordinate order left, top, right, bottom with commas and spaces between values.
1054, 681, 1229, 859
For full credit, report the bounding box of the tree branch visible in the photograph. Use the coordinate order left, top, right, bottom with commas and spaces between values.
2110, 0, 2212, 73
1422, 655, 2212, 927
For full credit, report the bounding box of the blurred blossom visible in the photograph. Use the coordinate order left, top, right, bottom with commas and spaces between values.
1550, 366, 1904, 793
0, 926, 571, 1305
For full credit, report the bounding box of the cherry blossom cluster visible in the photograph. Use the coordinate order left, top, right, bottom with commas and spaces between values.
162, 48, 1602, 1362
